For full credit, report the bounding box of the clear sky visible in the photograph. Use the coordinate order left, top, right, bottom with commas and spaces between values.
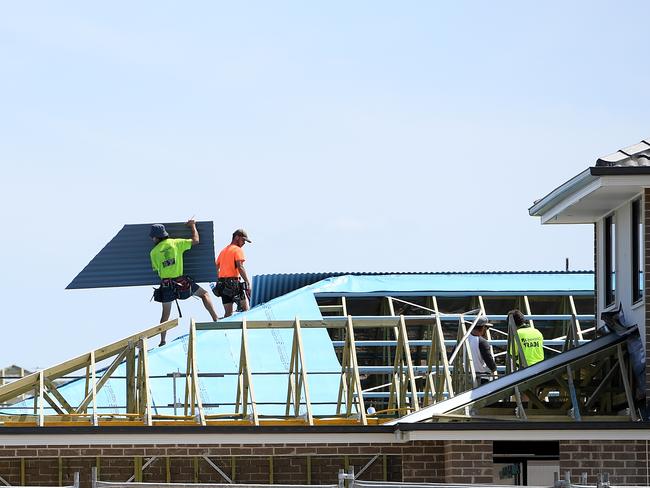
1, 1, 649, 368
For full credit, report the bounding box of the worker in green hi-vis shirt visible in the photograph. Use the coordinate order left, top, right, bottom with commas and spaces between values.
508, 309, 544, 367
150, 219, 219, 347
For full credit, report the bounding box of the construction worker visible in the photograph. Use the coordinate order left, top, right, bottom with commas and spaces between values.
150, 220, 218, 346
508, 309, 544, 367
468, 317, 497, 383
214, 229, 252, 317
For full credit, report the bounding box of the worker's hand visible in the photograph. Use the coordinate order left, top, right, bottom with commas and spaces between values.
186, 219, 196, 228
245, 284, 252, 299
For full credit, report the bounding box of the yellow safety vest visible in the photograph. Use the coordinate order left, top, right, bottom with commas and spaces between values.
514, 326, 544, 366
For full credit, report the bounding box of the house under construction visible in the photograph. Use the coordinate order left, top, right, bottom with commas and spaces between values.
1, 138, 650, 487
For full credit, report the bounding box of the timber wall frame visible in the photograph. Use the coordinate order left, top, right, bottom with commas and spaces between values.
188, 300, 632, 425
0, 320, 177, 427
0, 293, 639, 427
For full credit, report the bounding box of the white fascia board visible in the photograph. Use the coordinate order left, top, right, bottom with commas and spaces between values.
0, 432, 401, 446
2, 429, 649, 445
529, 169, 596, 219
600, 174, 650, 187
402, 428, 650, 442
529, 172, 650, 225
538, 178, 602, 224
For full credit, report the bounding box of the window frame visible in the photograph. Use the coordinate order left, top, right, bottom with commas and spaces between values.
632, 198, 643, 304
604, 214, 616, 308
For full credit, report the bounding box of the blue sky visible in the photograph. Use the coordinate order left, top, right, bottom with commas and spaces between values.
1, 1, 649, 367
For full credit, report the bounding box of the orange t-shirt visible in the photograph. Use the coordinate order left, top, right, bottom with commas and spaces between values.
216, 244, 245, 278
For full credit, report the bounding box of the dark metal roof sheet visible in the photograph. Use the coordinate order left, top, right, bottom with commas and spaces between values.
251, 272, 343, 305
67, 221, 216, 289
250, 271, 593, 306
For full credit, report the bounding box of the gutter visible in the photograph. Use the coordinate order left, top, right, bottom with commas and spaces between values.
590, 166, 650, 176
528, 168, 595, 217
0, 422, 648, 447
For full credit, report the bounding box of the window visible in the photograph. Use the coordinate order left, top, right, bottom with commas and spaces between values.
604, 215, 616, 307
493, 441, 559, 486
632, 199, 643, 303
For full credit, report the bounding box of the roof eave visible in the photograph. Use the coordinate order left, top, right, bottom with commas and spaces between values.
591, 166, 650, 176
528, 169, 598, 222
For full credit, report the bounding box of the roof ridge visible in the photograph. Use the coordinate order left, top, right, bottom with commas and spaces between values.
255, 270, 594, 277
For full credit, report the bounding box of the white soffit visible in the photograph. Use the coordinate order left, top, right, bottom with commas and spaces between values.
531, 174, 650, 225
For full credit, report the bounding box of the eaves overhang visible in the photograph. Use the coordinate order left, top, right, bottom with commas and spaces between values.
529, 167, 650, 224
528, 169, 598, 224
0, 423, 648, 446
591, 166, 650, 176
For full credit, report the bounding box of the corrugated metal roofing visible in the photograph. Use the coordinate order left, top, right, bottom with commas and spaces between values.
67, 221, 216, 289
251, 271, 594, 306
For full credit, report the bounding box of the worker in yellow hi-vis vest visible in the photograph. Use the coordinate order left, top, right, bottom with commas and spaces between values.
509, 309, 544, 367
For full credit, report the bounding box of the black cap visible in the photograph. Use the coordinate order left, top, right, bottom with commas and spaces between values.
233, 228, 252, 243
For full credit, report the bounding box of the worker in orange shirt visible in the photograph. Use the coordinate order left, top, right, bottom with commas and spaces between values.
214, 229, 252, 317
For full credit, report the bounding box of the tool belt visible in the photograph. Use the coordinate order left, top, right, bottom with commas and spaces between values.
213, 277, 246, 299
153, 276, 195, 303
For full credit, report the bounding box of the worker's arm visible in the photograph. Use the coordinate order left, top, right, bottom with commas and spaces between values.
186, 219, 199, 246
236, 260, 252, 298
479, 337, 497, 373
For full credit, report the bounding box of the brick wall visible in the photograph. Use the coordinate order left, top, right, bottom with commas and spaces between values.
273, 457, 307, 484
0, 442, 440, 487
0, 459, 21, 486
24, 459, 58, 486
63, 459, 95, 488
168, 458, 196, 483
140, 457, 166, 483
311, 456, 344, 484
2, 439, 648, 487
97, 458, 133, 483
442, 440, 493, 484
560, 440, 649, 486
401, 441, 443, 482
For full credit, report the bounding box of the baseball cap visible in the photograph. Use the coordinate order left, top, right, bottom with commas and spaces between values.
476, 317, 492, 328
233, 228, 252, 243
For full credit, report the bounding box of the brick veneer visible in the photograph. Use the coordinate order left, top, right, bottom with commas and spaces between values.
442, 441, 493, 484
0, 439, 649, 487
560, 440, 649, 486
0, 442, 444, 488
401, 441, 444, 482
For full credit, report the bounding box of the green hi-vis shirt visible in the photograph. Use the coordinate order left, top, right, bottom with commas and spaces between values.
512, 326, 545, 366
150, 238, 192, 279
